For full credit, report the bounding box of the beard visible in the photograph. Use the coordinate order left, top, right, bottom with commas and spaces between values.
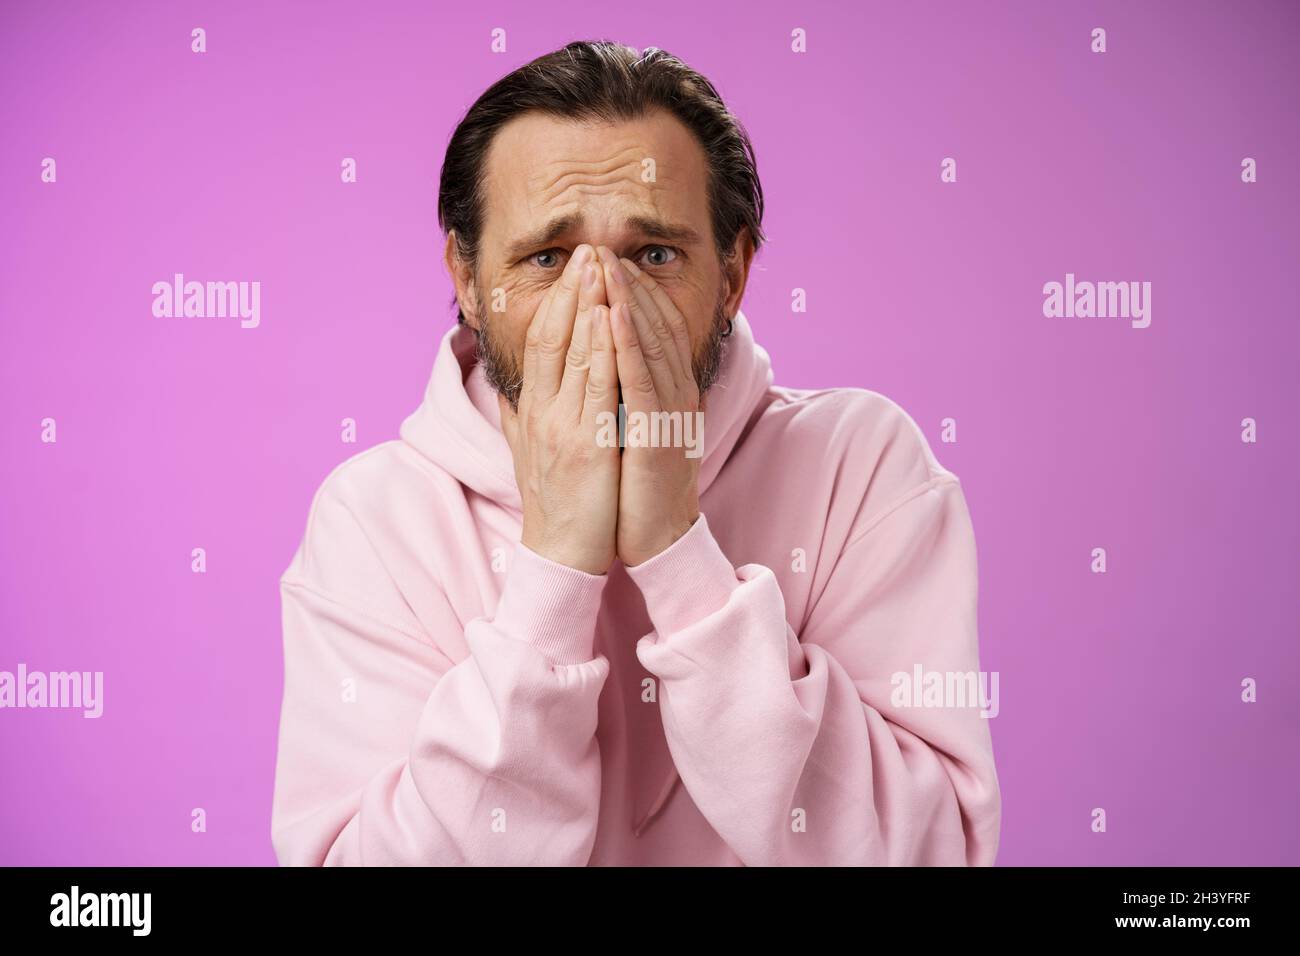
471, 289, 731, 413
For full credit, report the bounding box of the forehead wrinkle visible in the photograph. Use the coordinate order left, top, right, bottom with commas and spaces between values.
529, 144, 649, 207
485, 115, 710, 257
530, 174, 677, 232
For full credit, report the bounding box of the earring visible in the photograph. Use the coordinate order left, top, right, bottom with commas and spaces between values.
721, 317, 734, 338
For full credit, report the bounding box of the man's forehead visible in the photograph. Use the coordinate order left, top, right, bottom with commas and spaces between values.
481, 110, 709, 244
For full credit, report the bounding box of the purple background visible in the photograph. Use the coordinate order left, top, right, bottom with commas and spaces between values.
2, 0, 1297, 866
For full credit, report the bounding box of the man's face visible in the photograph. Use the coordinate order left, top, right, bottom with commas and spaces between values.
448, 109, 748, 408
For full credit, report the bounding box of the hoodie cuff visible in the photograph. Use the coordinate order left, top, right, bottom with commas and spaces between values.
493, 541, 608, 665
625, 513, 740, 636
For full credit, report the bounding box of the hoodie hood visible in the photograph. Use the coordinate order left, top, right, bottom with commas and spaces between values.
399, 308, 774, 508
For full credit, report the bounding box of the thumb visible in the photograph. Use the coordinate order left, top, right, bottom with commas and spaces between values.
497, 392, 521, 455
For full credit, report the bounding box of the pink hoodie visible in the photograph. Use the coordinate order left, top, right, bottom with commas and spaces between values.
271, 311, 1001, 866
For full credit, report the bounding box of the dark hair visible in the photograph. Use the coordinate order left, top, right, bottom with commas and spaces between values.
437, 40, 765, 324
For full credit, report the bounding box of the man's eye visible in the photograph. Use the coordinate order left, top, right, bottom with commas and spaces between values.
530, 249, 566, 269
639, 245, 678, 267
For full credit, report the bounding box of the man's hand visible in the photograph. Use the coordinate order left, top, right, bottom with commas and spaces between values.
500, 244, 620, 575
596, 246, 702, 567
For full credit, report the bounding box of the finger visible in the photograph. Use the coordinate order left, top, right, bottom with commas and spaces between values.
619, 256, 693, 383
583, 304, 618, 424
520, 280, 559, 407
525, 244, 594, 400
597, 247, 679, 400
615, 255, 687, 393
609, 300, 659, 414
563, 258, 607, 417
557, 300, 593, 420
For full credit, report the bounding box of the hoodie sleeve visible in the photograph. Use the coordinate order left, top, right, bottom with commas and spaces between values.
271, 485, 610, 866
627, 477, 1001, 866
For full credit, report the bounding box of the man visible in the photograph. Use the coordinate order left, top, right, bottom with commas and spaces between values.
271, 40, 1000, 866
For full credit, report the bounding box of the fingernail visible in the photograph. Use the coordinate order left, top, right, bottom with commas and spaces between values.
573, 245, 592, 266
620, 257, 641, 276
610, 260, 629, 285
583, 263, 598, 288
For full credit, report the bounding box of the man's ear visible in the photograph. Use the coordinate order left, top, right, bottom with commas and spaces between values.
721, 227, 756, 318
443, 231, 481, 329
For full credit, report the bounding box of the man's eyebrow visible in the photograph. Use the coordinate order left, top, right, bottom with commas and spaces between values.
503, 214, 704, 261
624, 216, 703, 245
504, 214, 583, 261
